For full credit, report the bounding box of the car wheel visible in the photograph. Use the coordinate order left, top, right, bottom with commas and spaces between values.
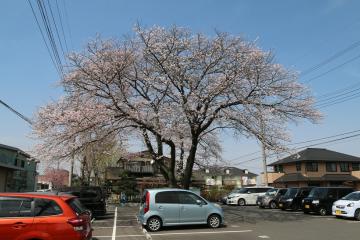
291, 204, 298, 211
319, 208, 327, 216
208, 214, 221, 228
238, 199, 246, 206
355, 209, 360, 221
270, 201, 277, 209
147, 216, 162, 232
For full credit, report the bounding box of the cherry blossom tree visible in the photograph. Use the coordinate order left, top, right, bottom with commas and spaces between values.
33, 25, 321, 189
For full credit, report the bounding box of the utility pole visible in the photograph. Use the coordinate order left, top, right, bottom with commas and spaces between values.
260, 109, 268, 187
261, 141, 268, 186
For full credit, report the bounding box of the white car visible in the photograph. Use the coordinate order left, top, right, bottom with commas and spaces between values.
332, 191, 360, 220
226, 187, 273, 206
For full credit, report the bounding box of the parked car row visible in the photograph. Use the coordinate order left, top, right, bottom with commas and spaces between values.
221, 186, 360, 221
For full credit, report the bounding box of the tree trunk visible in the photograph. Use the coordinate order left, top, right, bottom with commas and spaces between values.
182, 137, 199, 189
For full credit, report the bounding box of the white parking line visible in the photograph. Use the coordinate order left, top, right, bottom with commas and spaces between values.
149, 230, 253, 236
93, 226, 138, 229
93, 235, 144, 238
111, 207, 117, 240
258, 236, 270, 239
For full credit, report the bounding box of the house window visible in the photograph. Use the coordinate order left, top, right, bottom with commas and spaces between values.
274, 165, 283, 173
21, 160, 25, 168
306, 162, 318, 172
326, 163, 337, 172
296, 162, 301, 171
340, 162, 350, 172
352, 163, 360, 171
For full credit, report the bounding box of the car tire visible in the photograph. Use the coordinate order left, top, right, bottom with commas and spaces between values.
147, 216, 162, 232
238, 199, 246, 206
355, 209, 360, 221
319, 208, 327, 216
208, 214, 221, 228
291, 204, 298, 211
270, 201, 277, 209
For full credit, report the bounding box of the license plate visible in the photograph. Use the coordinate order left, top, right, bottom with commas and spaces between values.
305, 205, 310, 209
335, 210, 341, 215
279, 203, 283, 207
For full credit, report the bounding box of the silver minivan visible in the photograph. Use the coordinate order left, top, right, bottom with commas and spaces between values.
138, 188, 224, 231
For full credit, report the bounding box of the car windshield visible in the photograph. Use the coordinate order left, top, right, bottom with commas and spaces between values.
265, 189, 278, 196
308, 188, 327, 198
284, 188, 298, 197
341, 192, 360, 201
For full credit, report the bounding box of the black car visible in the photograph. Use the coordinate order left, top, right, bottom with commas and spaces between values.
257, 188, 288, 209
302, 187, 353, 216
59, 186, 107, 217
278, 187, 313, 211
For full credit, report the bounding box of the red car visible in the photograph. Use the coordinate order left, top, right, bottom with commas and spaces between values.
0, 192, 92, 240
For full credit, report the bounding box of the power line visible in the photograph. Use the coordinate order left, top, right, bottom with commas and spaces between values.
27, 0, 62, 77
0, 100, 32, 125
300, 39, 360, 78
303, 53, 360, 83
228, 129, 360, 165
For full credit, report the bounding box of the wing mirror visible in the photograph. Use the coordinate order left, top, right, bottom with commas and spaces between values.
196, 200, 203, 205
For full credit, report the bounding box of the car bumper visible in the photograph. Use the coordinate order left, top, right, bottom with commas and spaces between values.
226, 198, 238, 205
302, 203, 320, 212
278, 201, 293, 209
332, 206, 355, 218
138, 214, 147, 225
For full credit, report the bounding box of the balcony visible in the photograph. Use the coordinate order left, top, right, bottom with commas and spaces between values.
123, 164, 154, 174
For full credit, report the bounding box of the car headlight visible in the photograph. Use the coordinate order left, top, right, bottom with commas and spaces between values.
286, 198, 293, 202
347, 202, 354, 207
312, 200, 319, 204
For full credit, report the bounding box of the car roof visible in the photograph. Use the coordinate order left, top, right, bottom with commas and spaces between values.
0, 192, 75, 201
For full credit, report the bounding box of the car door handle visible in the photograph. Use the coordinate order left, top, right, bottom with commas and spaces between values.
158, 206, 163, 210
13, 222, 26, 229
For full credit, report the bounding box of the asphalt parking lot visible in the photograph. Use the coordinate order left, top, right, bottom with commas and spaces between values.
92, 204, 359, 240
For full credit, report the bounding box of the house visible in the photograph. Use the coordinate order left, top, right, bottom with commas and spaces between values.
37, 168, 69, 190
105, 151, 171, 192
193, 166, 258, 187
263, 148, 360, 190
0, 143, 38, 192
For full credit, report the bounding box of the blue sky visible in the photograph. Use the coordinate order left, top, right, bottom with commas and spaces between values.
1, 0, 360, 174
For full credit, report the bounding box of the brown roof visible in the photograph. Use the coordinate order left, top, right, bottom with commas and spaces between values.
269, 148, 360, 166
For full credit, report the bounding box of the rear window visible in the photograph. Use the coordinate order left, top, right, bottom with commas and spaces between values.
67, 198, 87, 215
81, 189, 100, 198
34, 198, 63, 216
155, 191, 179, 204
0, 197, 32, 218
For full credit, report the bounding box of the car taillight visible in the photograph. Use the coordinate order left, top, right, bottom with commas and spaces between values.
68, 217, 85, 231
144, 191, 150, 214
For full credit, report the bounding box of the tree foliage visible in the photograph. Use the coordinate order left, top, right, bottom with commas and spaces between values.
33, 25, 320, 189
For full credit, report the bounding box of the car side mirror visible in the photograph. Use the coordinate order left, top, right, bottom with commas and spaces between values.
196, 200, 202, 205
247, 191, 251, 194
